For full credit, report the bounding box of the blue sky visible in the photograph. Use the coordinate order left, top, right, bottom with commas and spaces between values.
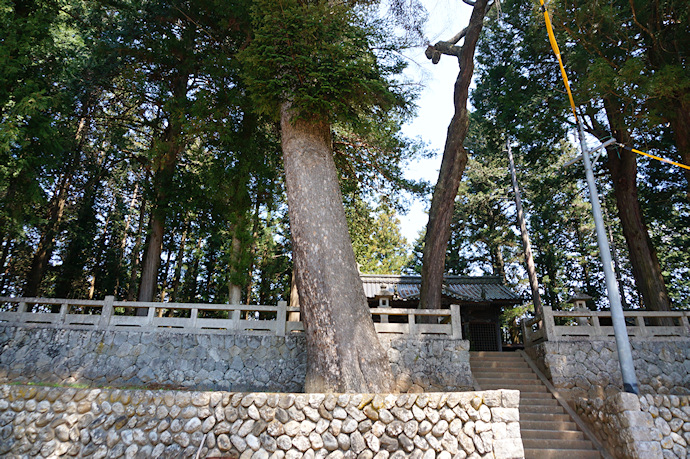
398, 0, 474, 243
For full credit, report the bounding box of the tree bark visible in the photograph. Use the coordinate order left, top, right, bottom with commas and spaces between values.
227, 233, 243, 305
420, 0, 489, 310
171, 221, 189, 302
137, 116, 185, 302
669, 100, 690, 202
280, 104, 393, 393
127, 194, 147, 301
507, 143, 543, 316
55, 170, 103, 298
23, 170, 73, 297
603, 97, 671, 311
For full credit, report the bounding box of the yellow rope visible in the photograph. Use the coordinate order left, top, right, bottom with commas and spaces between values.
536, 0, 690, 172
538, 0, 578, 122
621, 145, 690, 171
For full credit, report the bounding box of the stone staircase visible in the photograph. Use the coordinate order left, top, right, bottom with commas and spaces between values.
470, 351, 602, 459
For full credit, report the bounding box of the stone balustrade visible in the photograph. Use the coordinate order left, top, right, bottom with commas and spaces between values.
522, 306, 690, 346
0, 296, 462, 339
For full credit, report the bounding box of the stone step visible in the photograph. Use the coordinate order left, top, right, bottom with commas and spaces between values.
470, 363, 531, 371
475, 377, 541, 386
520, 392, 558, 401
519, 396, 560, 406
479, 384, 549, 393
519, 404, 565, 414
521, 412, 572, 422
521, 429, 585, 441
523, 438, 594, 450
470, 351, 524, 358
524, 448, 601, 459
470, 359, 527, 366
521, 420, 579, 431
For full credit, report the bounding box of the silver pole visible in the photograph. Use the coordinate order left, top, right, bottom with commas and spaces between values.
576, 122, 639, 394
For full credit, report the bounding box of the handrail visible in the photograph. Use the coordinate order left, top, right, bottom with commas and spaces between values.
523, 306, 690, 346
0, 296, 463, 338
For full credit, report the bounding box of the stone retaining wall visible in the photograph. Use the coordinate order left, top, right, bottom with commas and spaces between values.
575, 392, 690, 459
0, 326, 472, 393
525, 339, 690, 399
0, 385, 524, 459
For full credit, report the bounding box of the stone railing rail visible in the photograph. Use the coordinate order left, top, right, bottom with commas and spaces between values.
0, 296, 462, 338
523, 305, 690, 346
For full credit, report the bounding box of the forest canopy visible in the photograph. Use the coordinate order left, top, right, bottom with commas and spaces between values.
0, 0, 687, 310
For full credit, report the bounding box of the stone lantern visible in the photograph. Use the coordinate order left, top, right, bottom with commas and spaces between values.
375, 284, 394, 323
568, 291, 593, 326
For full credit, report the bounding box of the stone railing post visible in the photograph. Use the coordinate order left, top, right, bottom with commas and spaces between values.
543, 306, 555, 341
450, 304, 462, 339
522, 319, 531, 347
58, 302, 69, 324
276, 301, 287, 336
408, 312, 417, 335
190, 307, 198, 329
99, 296, 114, 328
636, 314, 648, 338
592, 312, 602, 337
146, 305, 155, 327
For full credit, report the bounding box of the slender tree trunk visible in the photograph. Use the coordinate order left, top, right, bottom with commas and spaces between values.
227, 233, 243, 305
159, 235, 174, 302
88, 207, 113, 300
55, 170, 103, 298
507, 143, 543, 315
602, 206, 629, 309
603, 97, 671, 311
420, 0, 489, 310
244, 197, 261, 305
23, 170, 73, 297
489, 244, 506, 281
281, 104, 393, 393
127, 195, 147, 301
181, 236, 203, 302
114, 183, 139, 296
0, 238, 13, 293
572, 219, 594, 297
171, 222, 189, 302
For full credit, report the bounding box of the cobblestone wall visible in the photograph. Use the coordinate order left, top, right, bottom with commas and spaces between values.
0, 326, 473, 393
640, 394, 690, 458
575, 392, 690, 459
575, 392, 663, 458
0, 385, 524, 459
525, 339, 690, 399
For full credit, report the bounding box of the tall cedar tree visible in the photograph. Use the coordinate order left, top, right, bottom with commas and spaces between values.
240, 0, 412, 392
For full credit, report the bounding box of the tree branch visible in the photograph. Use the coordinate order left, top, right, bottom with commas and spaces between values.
425, 1, 493, 64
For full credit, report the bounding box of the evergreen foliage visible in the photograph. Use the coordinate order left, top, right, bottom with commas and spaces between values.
239, 0, 408, 123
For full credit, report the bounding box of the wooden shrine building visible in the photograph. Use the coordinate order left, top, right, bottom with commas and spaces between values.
360, 274, 523, 351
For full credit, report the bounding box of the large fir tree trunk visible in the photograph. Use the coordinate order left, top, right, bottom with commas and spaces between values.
280, 104, 393, 393
420, 0, 488, 310
137, 117, 185, 302
604, 97, 671, 310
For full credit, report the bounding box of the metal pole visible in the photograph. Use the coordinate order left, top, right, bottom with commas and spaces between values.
576, 122, 639, 394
